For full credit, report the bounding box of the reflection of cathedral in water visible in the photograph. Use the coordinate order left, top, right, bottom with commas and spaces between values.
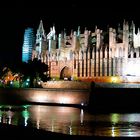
0, 110, 12, 124
0, 105, 86, 135
30, 20, 140, 82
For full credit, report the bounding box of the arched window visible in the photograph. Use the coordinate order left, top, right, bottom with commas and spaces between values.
134, 52, 136, 58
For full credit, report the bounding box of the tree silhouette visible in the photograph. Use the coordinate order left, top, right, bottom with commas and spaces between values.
20, 58, 49, 87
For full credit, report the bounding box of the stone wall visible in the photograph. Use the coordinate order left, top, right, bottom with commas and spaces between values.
41, 81, 91, 90
0, 88, 90, 106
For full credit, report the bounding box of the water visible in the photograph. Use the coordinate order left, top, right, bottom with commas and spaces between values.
1, 105, 140, 137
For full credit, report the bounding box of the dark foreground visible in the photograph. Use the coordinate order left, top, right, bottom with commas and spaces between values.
88, 87, 140, 113
0, 124, 139, 140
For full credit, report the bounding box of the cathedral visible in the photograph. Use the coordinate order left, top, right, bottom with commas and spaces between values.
30, 20, 140, 83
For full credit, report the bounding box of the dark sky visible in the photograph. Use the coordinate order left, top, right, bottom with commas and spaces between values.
0, 0, 139, 66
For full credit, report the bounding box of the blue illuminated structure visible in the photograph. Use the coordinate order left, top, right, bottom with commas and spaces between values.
22, 28, 34, 63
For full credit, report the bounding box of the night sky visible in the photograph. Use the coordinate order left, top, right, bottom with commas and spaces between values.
0, 0, 139, 66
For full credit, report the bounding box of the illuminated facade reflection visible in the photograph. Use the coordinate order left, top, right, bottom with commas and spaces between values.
1, 105, 140, 136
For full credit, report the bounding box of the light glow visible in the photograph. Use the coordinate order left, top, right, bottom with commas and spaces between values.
111, 114, 120, 124
111, 76, 119, 83
80, 109, 84, 125
34, 95, 47, 102
112, 126, 115, 137
59, 97, 71, 104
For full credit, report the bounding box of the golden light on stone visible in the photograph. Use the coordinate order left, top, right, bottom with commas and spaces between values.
32, 93, 48, 103
29, 20, 140, 83
111, 76, 119, 83
27, 88, 89, 105
58, 96, 72, 104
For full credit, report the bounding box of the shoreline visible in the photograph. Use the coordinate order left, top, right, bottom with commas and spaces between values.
1, 82, 140, 113
0, 123, 132, 139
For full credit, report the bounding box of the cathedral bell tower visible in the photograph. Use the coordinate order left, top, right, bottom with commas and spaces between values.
35, 20, 46, 60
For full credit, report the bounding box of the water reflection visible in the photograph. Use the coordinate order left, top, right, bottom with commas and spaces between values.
0, 109, 13, 124
22, 109, 29, 126
1, 105, 140, 136
80, 109, 84, 125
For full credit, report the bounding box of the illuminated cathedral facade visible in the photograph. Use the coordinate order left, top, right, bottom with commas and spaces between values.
30, 20, 140, 82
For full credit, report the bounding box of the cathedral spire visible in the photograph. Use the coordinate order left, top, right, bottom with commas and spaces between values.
52, 25, 55, 33
130, 20, 135, 34
123, 19, 126, 30
77, 26, 80, 36
95, 25, 97, 30
70, 29, 73, 38
138, 28, 140, 34
64, 28, 66, 39
117, 23, 121, 33
37, 20, 46, 38
130, 21, 134, 29
52, 25, 56, 40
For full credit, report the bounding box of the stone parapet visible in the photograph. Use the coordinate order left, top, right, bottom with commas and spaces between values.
41, 81, 91, 90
